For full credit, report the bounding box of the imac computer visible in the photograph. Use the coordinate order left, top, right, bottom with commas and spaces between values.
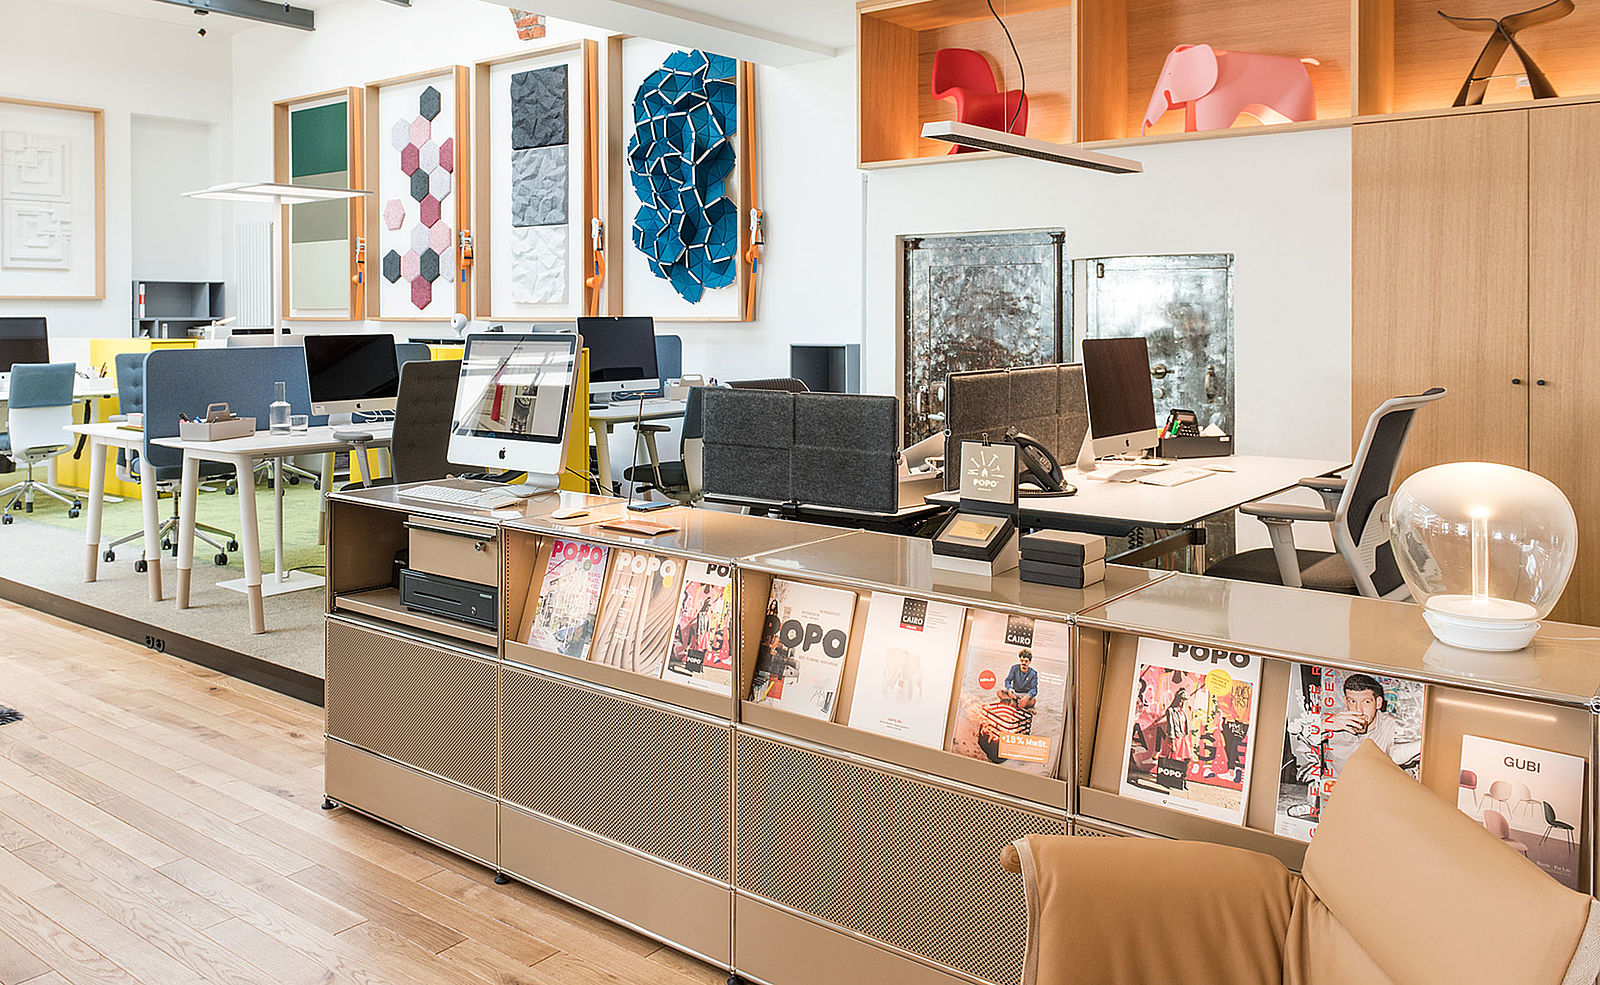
576, 316, 658, 404
1080, 336, 1160, 463
447, 332, 580, 492
0, 317, 50, 378
305, 334, 400, 420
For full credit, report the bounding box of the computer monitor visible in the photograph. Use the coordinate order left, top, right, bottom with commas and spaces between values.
0, 317, 50, 374
305, 334, 400, 417
448, 332, 579, 491
1081, 336, 1160, 458
576, 316, 658, 400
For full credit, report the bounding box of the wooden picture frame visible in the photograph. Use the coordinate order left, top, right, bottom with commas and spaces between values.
273, 87, 365, 321
472, 39, 599, 322
364, 66, 472, 321
0, 96, 105, 301
607, 37, 757, 323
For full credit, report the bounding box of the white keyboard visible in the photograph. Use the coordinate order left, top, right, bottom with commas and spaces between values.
400, 484, 520, 510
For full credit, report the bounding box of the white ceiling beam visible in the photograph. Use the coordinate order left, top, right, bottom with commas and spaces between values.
478, 0, 837, 66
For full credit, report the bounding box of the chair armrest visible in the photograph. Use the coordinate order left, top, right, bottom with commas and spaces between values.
1297, 476, 1347, 495
108, 414, 128, 423
1240, 502, 1337, 523
636, 423, 670, 434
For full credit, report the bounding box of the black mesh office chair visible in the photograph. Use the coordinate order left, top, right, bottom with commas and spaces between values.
1205, 388, 1446, 598
343, 359, 460, 489
626, 386, 706, 504
728, 377, 810, 393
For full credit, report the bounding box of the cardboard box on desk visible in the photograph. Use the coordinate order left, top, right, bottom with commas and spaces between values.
178, 403, 255, 441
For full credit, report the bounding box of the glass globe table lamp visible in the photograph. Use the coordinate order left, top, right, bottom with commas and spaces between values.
1389, 463, 1577, 651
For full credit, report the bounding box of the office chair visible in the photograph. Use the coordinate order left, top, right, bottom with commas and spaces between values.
1003, 742, 1600, 985
626, 385, 705, 504
102, 353, 237, 568
341, 359, 460, 489
0, 363, 81, 524
728, 377, 810, 392
1205, 387, 1446, 598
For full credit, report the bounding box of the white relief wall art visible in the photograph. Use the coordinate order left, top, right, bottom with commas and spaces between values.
0, 100, 102, 298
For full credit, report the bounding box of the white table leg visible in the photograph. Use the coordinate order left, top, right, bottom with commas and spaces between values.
174, 452, 199, 607
83, 438, 107, 582
139, 450, 165, 602
235, 454, 265, 633
592, 421, 612, 492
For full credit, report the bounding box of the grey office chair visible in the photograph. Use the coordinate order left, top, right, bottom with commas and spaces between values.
626, 386, 706, 504
728, 377, 810, 393
0, 363, 80, 523
342, 359, 460, 489
103, 352, 237, 568
1205, 388, 1447, 598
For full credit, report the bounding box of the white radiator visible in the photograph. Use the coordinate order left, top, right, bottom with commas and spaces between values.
235, 220, 272, 328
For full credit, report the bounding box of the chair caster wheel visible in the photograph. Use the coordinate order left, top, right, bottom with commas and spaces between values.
225, 484, 236, 496
68, 507, 80, 518
24, 503, 32, 513
1, 515, 12, 525
226, 540, 239, 551
161, 538, 173, 551
103, 550, 115, 563
494, 873, 511, 885
314, 482, 322, 491
288, 475, 300, 486
214, 553, 228, 566
134, 559, 147, 573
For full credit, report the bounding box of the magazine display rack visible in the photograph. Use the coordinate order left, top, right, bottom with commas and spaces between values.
323, 485, 1600, 985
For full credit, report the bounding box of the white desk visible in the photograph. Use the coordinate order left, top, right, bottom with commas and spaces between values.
155, 424, 393, 634
588, 399, 686, 491
927, 454, 1348, 569
66, 422, 167, 602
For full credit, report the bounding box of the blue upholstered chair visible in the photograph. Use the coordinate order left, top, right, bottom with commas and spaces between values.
0, 362, 80, 523
101, 352, 237, 569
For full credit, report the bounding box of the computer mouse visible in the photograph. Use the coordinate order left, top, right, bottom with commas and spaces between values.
550, 507, 589, 520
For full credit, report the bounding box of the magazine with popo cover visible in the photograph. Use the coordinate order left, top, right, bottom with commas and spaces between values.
590, 549, 682, 678
525, 539, 610, 659
845, 593, 967, 748
948, 610, 1070, 776
1456, 734, 1585, 889
664, 561, 736, 693
748, 579, 859, 720
1275, 664, 1425, 841
1121, 636, 1262, 826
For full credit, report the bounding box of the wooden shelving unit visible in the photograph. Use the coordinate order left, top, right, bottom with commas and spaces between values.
861, 0, 1600, 166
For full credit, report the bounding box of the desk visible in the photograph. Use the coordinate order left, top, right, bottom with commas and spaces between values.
588, 399, 685, 492
927, 455, 1348, 570
67, 422, 167, 602
157, 425, 393, 634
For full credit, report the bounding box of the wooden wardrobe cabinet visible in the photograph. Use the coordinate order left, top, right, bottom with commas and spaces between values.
1354, 103, 1600, 624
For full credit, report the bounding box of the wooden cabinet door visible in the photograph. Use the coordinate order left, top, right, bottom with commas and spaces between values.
1352, 113, 1530, 481
1529, 103, 1600, 624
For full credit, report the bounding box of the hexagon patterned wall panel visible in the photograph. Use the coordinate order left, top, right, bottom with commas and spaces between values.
626, 49, 739, 304
373, 72, 461, 317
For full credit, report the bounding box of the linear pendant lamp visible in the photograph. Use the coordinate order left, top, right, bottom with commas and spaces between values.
920, 121, 1143, 174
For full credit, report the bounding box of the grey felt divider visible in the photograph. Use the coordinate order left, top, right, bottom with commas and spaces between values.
943, 363, 1089, 490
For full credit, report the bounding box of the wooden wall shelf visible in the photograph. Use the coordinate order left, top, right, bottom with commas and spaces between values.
860, 0, 1600, 168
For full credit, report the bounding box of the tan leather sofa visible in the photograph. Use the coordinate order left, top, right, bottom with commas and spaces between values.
1004, 741, 1600, 985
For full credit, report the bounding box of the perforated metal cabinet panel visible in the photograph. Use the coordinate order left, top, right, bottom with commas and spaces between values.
734, 734, 1066, 985
501, 667, 732, 881
325, 618, 498, 796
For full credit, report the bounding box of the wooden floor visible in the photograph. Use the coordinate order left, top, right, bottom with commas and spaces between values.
0, 599, 725, 985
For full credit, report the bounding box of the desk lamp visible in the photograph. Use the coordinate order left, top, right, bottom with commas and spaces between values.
1390, 462, 1577, 651
182, 182, 369, 341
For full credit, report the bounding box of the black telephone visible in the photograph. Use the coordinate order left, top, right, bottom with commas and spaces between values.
1008, 429, 1075, 496
1164, 408, 1201, 438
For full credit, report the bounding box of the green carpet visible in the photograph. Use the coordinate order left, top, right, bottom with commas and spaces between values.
19, 477, 328, 575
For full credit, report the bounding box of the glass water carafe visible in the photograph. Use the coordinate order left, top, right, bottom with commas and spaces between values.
269, 381, 291, 434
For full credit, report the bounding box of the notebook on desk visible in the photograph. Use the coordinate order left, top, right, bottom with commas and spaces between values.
1093, 466, 1211, 486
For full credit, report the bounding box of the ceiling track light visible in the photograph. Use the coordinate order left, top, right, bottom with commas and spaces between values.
920, 121, 1143, 174
147, 0, 315, 31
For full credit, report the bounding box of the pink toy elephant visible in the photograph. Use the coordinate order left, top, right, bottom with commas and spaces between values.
1142, 44, 1318, 135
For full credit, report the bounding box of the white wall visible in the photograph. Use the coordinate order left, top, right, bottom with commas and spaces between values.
226, 0, 862, 381
0, 0, 233, 352
130, 115, 227, 283
863, 128, 1354, 463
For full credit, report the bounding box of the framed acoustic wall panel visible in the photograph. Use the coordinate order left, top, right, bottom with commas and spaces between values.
366, 66, 471, 320
274, 88, 364, 320
616, 37, 754, 322
474, 41, 597, 321
0, 97, 104, 300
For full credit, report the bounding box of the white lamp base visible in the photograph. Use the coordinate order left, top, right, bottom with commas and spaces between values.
1422, 606, 1540, 652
